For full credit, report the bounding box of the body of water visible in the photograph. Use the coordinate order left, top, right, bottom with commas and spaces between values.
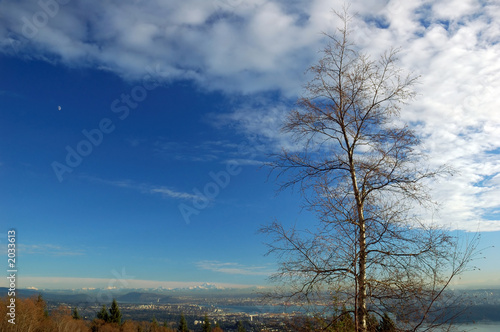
453, 323, 500, 331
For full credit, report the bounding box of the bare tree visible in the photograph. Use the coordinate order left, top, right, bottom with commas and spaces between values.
261, 11, 478, 332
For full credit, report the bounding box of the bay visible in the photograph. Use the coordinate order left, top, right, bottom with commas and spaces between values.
454, 323, 500, 331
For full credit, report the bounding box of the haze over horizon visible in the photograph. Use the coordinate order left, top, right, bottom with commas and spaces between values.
1, 0, 500, 290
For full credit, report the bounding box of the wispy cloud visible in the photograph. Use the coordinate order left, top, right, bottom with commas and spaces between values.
0, 89, 22, 98
149, 187, 199, 200
224, 159, 264, 166
18, 244, 85, 256
81, 175, 200, 201
208, 104, 299, 155
153, 140, 225, 162
153, 138, 265, 165
197, 260, 272, 276
125, 138, 147, 148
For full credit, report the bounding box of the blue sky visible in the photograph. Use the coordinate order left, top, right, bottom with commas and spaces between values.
1, 0, 500, 290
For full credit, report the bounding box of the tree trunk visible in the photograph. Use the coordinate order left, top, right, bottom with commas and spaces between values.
349, 153, 367, 332
358, 216, 367, 332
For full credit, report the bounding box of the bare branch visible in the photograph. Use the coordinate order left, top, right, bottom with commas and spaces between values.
261, 9, 478, 332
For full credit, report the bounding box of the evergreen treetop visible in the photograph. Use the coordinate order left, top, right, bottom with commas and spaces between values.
178, 313, 189, 332
72, 307, 81, 320
109, 299, 122, 325
97, 304, 109, 322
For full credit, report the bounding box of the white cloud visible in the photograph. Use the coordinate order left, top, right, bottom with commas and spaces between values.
432, 0, 480, 21
393, 2, 500, 232
197, 260, 272, 276
0, 0, 330, 95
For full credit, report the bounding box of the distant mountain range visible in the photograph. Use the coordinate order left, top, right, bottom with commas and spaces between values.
0, 284, 262, 304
